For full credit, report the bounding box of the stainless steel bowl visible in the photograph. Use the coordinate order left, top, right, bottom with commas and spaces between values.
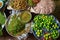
5, 12, 31, 40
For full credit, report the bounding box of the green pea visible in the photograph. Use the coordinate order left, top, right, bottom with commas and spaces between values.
33, 14, 59, 39
37, 34, 40, 37
46, 37, 48, 40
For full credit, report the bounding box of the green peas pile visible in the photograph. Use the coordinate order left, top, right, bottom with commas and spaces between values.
36, 30, 43, 37
51, 30, 59, 39
32, 14, 60, 39
44, 33, 51, 40
43, 30, 59, 40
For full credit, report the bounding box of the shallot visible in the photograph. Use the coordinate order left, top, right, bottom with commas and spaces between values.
31, 0, 55, 14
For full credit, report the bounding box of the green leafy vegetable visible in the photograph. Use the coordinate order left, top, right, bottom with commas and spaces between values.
27, 0, 35, 7
7, 14, 25, 36
0, 12, 5, 25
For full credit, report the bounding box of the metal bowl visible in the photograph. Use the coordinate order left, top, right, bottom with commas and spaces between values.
5, 12, 31, 40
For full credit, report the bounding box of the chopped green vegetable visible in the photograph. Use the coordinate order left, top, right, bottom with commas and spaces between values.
7, 14, 25, 36
0, 12, 5, 25
27, 0, 35, 7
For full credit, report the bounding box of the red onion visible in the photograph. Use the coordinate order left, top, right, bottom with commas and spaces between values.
31, 0, 55, 14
